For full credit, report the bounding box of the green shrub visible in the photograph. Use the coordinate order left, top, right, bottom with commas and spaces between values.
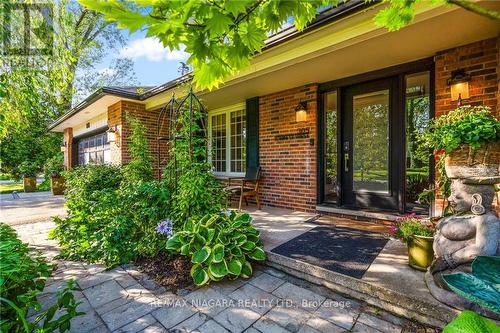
44, 154, 65, 178
19, 161, 39, 177
0, 223, 82, 332
166, 211, 266, 286
422, 105, 500, 154
51, 165, 170, 266
123, 115, 153, 183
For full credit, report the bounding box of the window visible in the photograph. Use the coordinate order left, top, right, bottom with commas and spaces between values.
208, 106, 246, 176
77, 132, 111, 166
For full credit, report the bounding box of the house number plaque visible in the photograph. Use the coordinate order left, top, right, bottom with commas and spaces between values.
274, 128, 310, 141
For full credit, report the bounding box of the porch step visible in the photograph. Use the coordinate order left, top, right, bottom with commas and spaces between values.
316, 205, 399, 223
264, 250, 458, 329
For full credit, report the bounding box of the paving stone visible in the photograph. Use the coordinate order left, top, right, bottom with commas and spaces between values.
263, 305, 312, 332
116, 273, 139, 288
262, 267, 287, 279
42, 279, 68, 294
171, 312, 207, 332
296, 325, 321, 333
272, 283, 325, 312
249, 273, 286, 293
303, 316, 344, 333
96, 296, 134, 316
213, 307, 261, 333
229, 283, 278, 315
101, 296, 156, 331
126, 283, 154, 298
83, 280, 125, 308
83, 263, 107, 274
314, 300, 358, 330
185, 287, 231, 317
243, 328, 261, 333
194, 320, 229, 333
140, 323, 168, 333
252, 317, 291, 333
352, 321, 383, 333
83, 324, 111, 333
113, 314, 157, 333
211, 278, 248, 295
78, 270, 123, 290
151, 302, 197, 329
356, 313, 402, 333
67, 309, 105, 333
137, 276, 162, 291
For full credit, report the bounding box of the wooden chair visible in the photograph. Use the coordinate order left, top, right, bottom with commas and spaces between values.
225, 166, 261, 210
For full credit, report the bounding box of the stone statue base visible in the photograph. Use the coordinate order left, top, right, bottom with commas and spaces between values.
425, 270, 500, 320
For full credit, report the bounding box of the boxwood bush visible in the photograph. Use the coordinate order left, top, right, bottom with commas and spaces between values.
166, 211, 266, 286
0, 223, 82, 332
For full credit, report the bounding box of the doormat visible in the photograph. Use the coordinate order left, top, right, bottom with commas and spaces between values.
271, 225, 389, 279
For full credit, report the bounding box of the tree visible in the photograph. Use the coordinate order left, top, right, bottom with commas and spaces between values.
80, 0, 500, 90
0, 0, 137, 177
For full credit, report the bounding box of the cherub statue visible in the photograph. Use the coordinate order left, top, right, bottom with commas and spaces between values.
431, 178, 500, 283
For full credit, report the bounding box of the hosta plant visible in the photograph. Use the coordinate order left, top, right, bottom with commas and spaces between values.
166, 211, 266, 286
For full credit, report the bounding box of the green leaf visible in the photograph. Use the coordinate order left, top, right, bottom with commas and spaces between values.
248, 247, 266, 261
212, 244, 225, 263
192, 246, 211, 264
238, 22, 267, 51
209, 260, 228, 278
227, 258, 242, 276
180, 244, 190, 255
166, 234, 182, 251
206, 10, 233, 36
225, 0, 249, 16
241, 241, 256, 251
191, 265, 210, 286
443, 310, 499, 333
241, 260, 253, 278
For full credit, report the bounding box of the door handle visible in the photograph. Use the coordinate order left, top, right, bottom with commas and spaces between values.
344, 153, 349, 172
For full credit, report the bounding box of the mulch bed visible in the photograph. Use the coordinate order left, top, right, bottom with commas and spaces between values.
135, 253, 194, 292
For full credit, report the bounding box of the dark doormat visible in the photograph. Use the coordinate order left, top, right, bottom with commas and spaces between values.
271, 225, 389, 279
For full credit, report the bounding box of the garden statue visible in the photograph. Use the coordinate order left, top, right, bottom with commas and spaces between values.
426, 176, 500, 318
431, 178, 500, 283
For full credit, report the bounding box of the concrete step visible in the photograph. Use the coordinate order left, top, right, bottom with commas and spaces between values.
264, 250, 458, 329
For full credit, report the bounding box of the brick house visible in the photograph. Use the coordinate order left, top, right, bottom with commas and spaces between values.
50, 1, 500, 217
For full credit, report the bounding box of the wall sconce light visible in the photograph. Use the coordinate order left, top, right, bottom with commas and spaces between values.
448, 69, 470, 106
60, 141, 67, 152
295, 101, 307, 123
107, 125, 118, 144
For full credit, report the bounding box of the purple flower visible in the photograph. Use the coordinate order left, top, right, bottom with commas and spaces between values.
156, 219, 174, 238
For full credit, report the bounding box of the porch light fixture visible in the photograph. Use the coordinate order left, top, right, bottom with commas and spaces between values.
295, 101, 307, 123
60, 141, 66, 152
107, 125, 118, 144
448, 69, 470, 106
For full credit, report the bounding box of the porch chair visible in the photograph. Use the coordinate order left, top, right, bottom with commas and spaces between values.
225, 166, 261, 210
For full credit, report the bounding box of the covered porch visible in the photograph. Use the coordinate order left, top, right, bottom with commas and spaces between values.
243, 206, 458, 327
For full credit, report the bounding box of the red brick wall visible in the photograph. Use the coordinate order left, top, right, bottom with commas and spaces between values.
258, 84, 318, 212
435, 37, 499, 117
118, 101, 168, 179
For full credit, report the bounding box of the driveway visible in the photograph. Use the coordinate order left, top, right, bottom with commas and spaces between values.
10, 219, 436, 333
0, 191, 66, 225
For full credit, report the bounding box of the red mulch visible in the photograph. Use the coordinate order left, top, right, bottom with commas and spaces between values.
135, 253, 194, 292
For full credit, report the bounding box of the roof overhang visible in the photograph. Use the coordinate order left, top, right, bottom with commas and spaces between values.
49, 88, 142, 132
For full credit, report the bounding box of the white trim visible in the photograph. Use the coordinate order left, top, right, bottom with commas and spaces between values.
208, 103, 246, 177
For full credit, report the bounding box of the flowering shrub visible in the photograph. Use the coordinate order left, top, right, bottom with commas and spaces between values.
389, 214, 434, 244
156, 219, 174, 238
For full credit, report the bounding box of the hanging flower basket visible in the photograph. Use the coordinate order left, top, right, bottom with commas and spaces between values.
445, 142, 500, 179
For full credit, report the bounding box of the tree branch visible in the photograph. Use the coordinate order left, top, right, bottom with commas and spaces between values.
447, 0, 500, 22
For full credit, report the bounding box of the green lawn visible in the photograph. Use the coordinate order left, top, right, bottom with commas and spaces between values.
0, 182, 24, 194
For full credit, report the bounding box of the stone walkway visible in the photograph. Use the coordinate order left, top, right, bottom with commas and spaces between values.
13, 221, 438, 333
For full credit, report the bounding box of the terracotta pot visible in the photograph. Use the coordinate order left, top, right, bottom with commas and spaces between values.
407, 235, 434, 271
23, 177, 36, 192
445, 142, 500, 178
51, 176, 65, 195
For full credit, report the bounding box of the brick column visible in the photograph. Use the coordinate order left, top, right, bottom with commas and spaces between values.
107, 101, 123, 165
63, 128, 73, 170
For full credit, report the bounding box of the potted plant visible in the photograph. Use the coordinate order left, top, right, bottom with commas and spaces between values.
19, 161, 38, 193
423, 105, 500, 179
44, 155, 65, 195
390, 214, 435, 270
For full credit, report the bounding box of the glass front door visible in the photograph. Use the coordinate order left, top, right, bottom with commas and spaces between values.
341, 78, 400, 210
